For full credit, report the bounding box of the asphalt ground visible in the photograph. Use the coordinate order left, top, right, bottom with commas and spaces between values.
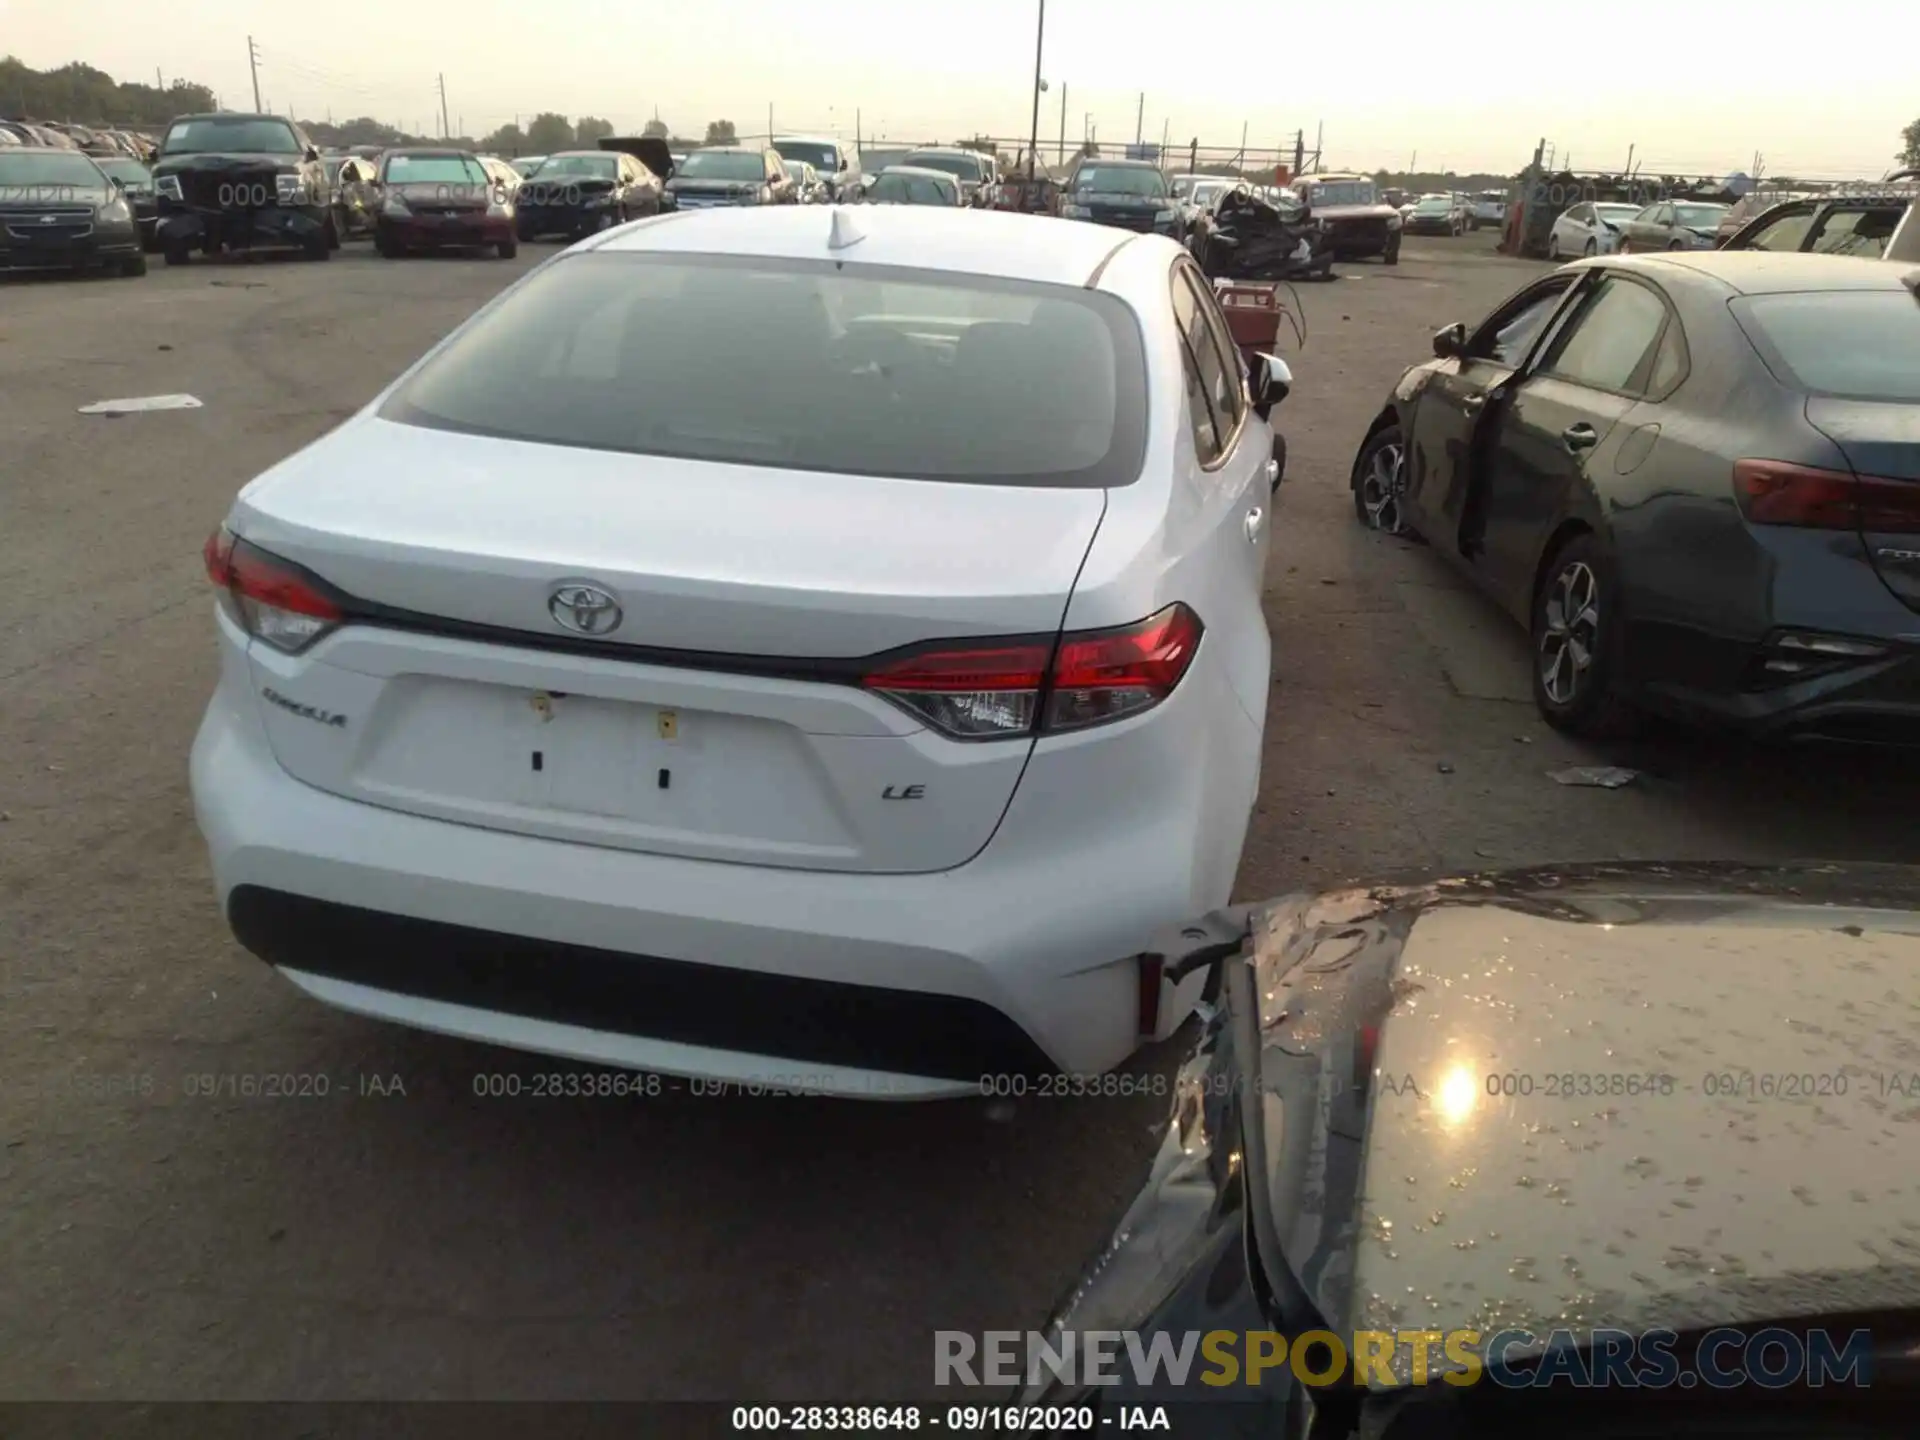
3, 232, 1916, 1402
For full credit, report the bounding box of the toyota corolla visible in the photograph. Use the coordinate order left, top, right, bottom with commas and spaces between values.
190, 205, 1290, 1098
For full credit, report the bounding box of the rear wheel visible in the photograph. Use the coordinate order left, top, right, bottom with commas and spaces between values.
303, 226, 331, 261
1666, 237, 1685, 250
162, 240, 192, 266
1531, 533, 1633, 736
496, 239, 517, 259
1351, 423, 1410, 535
1383, 234, 1400, 265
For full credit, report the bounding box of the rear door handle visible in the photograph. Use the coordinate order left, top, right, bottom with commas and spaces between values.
1245, 507, 1266, 542
1562, 422, 1599, 452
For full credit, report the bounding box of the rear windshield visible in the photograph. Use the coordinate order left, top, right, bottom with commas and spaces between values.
0, 150, 103, 186
1675, 204, 1728, 228
1305, 181, 1374, 206
382, 253, 1148, 488
872, 172, 954, 204
1073, 166, 1167, 197
532, 154, 617, 180
774, 141, 839, 171
905, 152, 986, 182
1734, 291, 1920, 403
382, 154, 487, 184
680, 151, 764, 180
162, 117, 301, 156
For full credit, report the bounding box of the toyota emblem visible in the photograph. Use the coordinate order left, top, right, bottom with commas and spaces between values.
547, 582, 623, 636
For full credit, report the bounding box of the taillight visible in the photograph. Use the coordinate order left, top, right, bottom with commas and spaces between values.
1734, 459, 1920, 533
203, 525, 344, 654
861, 604, 1204, 741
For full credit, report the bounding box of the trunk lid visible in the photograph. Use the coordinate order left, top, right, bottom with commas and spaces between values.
232, 416, 1108, 873
1805, 396, 1920, 612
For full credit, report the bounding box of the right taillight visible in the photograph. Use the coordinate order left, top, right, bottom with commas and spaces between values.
1733, 459, 1920, 532
203, 525, 344, 654
862, 604, 1204, 741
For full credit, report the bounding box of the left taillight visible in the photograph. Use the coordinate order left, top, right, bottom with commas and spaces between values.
203, 525, 344, 654
861, 604, 1204, 742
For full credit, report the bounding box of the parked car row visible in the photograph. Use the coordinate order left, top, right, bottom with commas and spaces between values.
0, 116, 157, 160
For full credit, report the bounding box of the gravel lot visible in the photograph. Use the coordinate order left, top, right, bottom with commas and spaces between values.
3, 233, 1916, 1401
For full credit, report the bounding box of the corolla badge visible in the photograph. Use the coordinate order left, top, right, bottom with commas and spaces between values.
548, 582, 623, 635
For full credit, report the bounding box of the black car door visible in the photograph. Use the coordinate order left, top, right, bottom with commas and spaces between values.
1472, 273, 1677, 615
1403, 272, 1586, 549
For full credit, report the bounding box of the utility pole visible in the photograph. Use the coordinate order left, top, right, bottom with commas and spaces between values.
1058, 83, 1067, 166
1314, 120, 1323, 171
1159, 117, 1169, 162
1292, 130, 1304, 177
856, 108, 863, 154
1025, 0, 1046, 183
1238, 120, 1248, 171
1135, 92, 1144, 146
1625, 143, 1635, 175
438, 74, 450, 139
156, 67, 164, 90
247, 36, 262, 113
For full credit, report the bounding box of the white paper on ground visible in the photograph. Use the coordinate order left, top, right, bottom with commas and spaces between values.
78, 394, 203, 415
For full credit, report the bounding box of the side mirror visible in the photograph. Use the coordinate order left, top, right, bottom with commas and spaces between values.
305, 145, 321, 163
1432, 322, 1469, 359
1251, 352, 1292, 419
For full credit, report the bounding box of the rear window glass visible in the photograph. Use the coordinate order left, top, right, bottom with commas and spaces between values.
1734, 291, 1920, 402
382, 253, 1148, 488
679, 151, 764, 180
382, 154, 487, 184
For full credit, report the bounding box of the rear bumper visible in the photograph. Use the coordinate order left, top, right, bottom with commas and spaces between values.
377, 215, 512, 247
158, 204, 327, 251
0, 220, 141, 270
189, 631, 1253, 1094
1641, 639, 1920, 743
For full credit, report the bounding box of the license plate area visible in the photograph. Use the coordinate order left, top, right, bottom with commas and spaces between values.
343, 675, 854, 854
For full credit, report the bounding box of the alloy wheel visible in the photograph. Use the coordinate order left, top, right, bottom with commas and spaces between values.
1538, 561, 1600, 705
1359, 440, 1408, 534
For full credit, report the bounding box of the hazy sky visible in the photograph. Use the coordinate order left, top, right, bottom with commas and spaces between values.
6, 0, 1912, 177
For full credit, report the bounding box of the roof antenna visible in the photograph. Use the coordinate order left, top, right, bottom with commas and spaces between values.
827, 207, 867, 252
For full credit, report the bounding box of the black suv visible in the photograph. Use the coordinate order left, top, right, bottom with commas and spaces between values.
152, 113, 334, 265
1057, 158, 1183, 240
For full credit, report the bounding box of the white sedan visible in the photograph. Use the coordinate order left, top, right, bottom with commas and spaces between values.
1547, 200, 1649, 258
191, 206, 1289, 1098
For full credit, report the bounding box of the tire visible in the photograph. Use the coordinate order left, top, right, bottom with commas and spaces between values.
496, 239, 517, 259
1617, 237, 1633, 254
326, 215, 342, 250
118, 253, 147, 278
376, 234, 402, 258
162, 241, 192, 266
1582, 238, 1597, 257
1351, 423, 1410, 535
1530, 532, 1633, 737
1667, 238, 1685, 250
304, 227, 331, 261
1546, 233, 1561, 260
1383, 235, 1400, 266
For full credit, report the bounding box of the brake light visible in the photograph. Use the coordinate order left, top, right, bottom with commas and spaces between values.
1735, 459, 1920, 533
861, 604, 1204, 741
203, 525, 343, 654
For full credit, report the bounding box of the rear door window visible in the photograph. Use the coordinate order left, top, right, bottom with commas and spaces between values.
1170, 265, 1244, 462
383, 252, 1150, 488
1739, 204, 1816, 251
1804, 204, 1905, 258
1537, 276, 1670, 394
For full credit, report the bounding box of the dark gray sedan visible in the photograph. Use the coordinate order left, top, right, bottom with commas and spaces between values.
1349, 252, 1920, 741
